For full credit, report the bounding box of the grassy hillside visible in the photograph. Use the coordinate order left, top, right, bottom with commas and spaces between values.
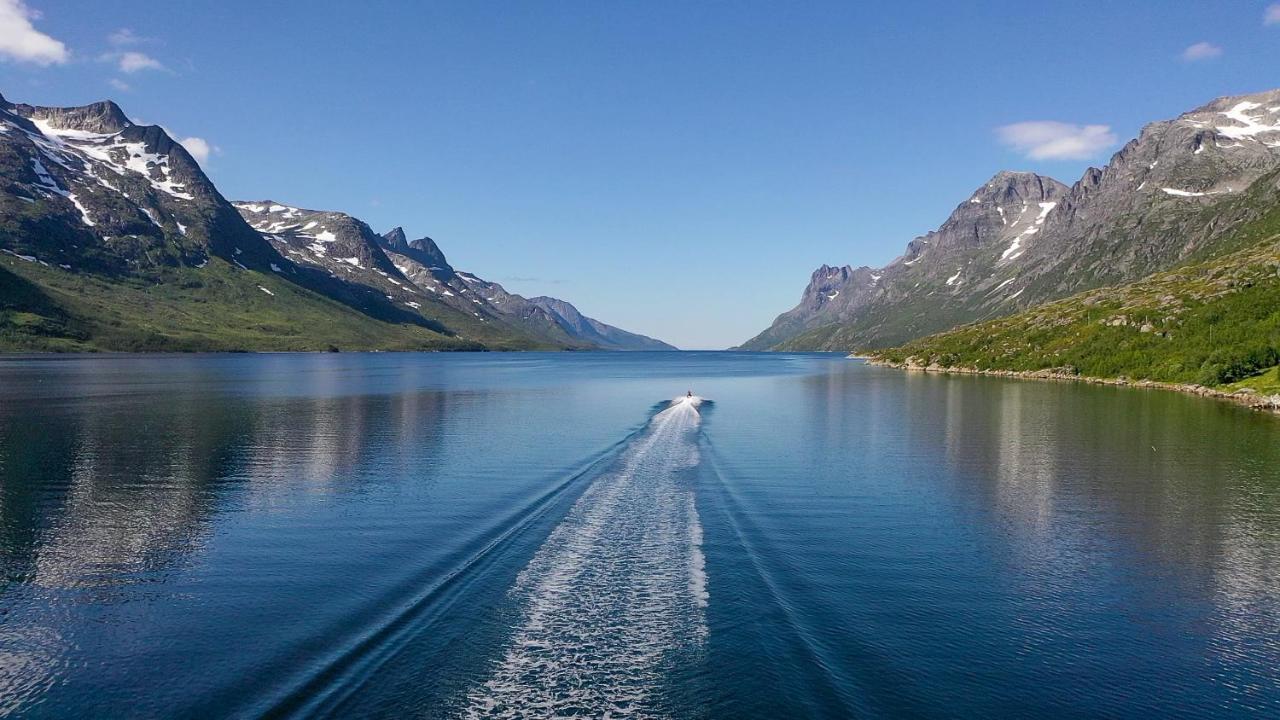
1227, 365, 1280, 395
0, 254, 558, 352
872, 231, 1280, 390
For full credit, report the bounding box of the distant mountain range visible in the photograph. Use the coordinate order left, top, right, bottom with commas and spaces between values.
0, 93, 672, 352
233, 201, 671, 350
741, 88, 1280, 352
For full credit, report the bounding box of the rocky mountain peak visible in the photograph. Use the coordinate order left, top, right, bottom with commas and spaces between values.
373, 226, 454, 277
381, 227, 408, 251
890, 170, 1068, 266
1184, 88, 1280, 119
811, 264, 853, 283
528, 295, 578, 319
970, 171, 1068, 204
1011, 87, 1280, 287
0, 92, 279, 272
9, 98, 133, 134
405, 235, 452, 272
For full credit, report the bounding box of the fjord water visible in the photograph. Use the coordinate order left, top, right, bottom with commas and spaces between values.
1, 353, 1278, 718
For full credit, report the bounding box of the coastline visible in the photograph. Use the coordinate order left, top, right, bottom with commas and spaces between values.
861, 357, 1280, 416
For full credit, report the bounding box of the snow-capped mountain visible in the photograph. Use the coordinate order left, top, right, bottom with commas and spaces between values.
234, 203, 675, 350
0, 93, 276, 271
0, 93, 673, 352
1016, 89, 1280, 293
0, 93, 495, 343
374, 228, 674, 350
743, 88, 1280, 351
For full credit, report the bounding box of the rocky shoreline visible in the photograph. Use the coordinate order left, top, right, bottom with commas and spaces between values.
862, 358, 1280, 416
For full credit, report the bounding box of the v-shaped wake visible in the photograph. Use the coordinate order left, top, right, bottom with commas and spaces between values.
465, 397, 709, 718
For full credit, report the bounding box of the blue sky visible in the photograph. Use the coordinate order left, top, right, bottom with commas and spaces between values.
2, 1, 1279, 348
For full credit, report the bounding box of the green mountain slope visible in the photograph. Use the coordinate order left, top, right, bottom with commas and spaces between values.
0, 254, 566, 351
870, 219, 1280, 389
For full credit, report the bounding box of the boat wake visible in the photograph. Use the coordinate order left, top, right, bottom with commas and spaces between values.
464, 396, 709, 718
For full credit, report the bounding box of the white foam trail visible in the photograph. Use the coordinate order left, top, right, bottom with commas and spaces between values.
464, 398, 708, 718
688, 493, 708, 611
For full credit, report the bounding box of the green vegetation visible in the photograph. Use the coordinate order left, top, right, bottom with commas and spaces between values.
873, 233, 1280, 388
0, 255, 532, 352
1226, 365, 1280, 395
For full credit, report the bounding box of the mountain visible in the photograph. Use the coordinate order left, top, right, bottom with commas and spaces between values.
371, 226, 675, 350
739, 170, 1070, 349
740, 171, 1069, 349
0, 93, 278, 272
233, 202, 672, 349
524, 296, 674, 350
744, 88, 1280, 351
0, 93, 506, 350
872, 182, 1280, 393
0, 95, 492, 350
0, 92, 671, 352
230, 201, 482, 333
380, 227, 452, 275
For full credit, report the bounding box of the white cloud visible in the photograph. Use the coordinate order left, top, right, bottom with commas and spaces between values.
996, 121, 1118, 161
107, 77, 130, 92
1265, 4, 1280, 25
107, 28, 143, 46
1181, 41, 1222, 62
116, 50, 163, 73
0, 0, 69, 66
99, 30, 167, 77
178, 136, 217, 164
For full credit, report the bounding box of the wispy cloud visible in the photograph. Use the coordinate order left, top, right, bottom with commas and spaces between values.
100, 29, 167, 77
107, 27, 145, 46
996, 121, 1117, 161
107, 77, 130, 92
1181, 41, 1222, 62
1265, 3, 1280, 25
0, 0, 69, 66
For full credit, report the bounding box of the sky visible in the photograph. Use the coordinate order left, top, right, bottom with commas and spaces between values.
2, 1, 1280, 348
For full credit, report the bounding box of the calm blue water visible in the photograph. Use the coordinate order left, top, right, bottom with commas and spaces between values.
0, 352, 1278, 718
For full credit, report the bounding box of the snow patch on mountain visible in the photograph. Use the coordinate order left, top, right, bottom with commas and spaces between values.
1215, 101, 1280, 144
